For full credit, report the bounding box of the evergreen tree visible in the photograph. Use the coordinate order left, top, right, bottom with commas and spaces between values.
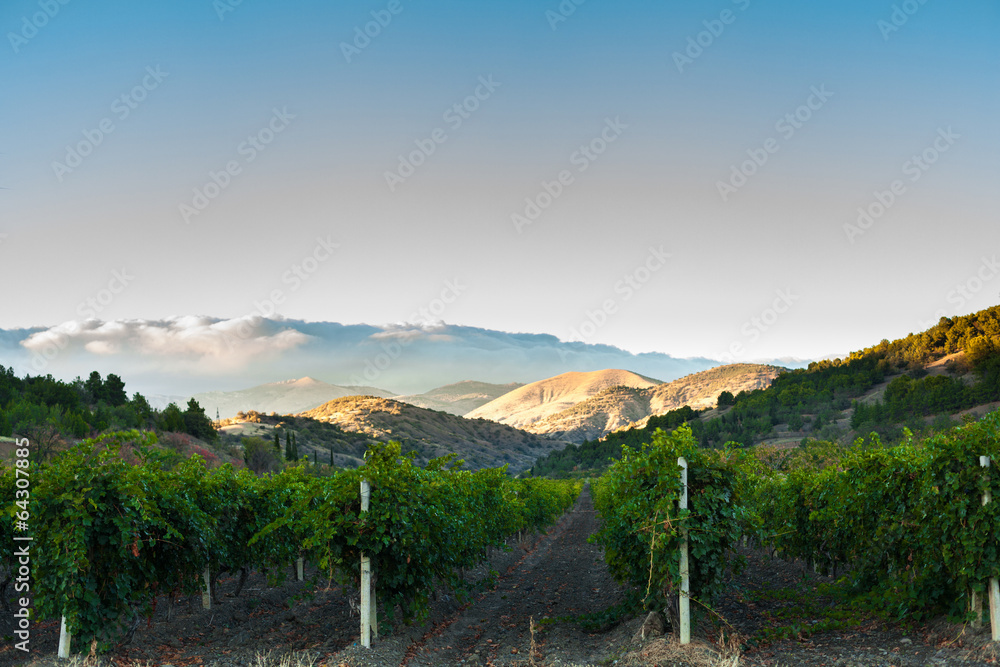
160, 403, 185, 433
84, 371, 103, 404
274, 431, 281, 453
183, 399, 218, 442
103, 374, 128, 407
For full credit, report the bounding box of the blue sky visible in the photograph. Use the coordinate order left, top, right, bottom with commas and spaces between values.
2, 0, 998, 389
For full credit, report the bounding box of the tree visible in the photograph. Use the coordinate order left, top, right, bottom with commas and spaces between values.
103, 374, 128, 407
242, 436, 281, 475
273, 431, 281, 454
159, 403, 185, 433
21, 422, 65, 462
183, 399, 217, 442
0, 410, 11, 437
84, 371, 104, 404
716, 391, 735, 408
130, 393, 153, 426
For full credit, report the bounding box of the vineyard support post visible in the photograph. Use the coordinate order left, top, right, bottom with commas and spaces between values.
983, 456, 1000, 641
678, 456, 691, 645
360, 479, 377, 647
202, 566, 211, 610
58, 616, 71, 659
296, 556, 304, 582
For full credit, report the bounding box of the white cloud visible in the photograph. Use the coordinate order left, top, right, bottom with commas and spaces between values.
20, 316, 312, 368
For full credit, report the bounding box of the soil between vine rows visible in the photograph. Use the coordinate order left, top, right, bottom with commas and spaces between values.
3, 486, 999, 666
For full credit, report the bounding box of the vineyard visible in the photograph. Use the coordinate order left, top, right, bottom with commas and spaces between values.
590, 409, 1000, 650
3, 411, 1000, 664
0, 432, 580, 655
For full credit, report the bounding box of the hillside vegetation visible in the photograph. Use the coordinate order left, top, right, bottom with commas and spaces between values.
530, 306, 1000, 477
191, 377, 395, 419
299, 396, 564, 473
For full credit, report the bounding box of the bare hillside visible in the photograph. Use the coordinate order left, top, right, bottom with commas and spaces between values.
464, 369, 661, 428
526, 364, 785, 442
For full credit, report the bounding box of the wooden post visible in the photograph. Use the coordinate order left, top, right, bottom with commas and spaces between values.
983, 456, 1000, 641
296, 556, 304, 582
678, 456, 691, 645
58, 616, 72, 659
360, 479, 375, 647
202, 566, 211, 610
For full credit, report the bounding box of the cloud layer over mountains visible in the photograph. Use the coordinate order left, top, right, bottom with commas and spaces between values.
0, 316, 727, 396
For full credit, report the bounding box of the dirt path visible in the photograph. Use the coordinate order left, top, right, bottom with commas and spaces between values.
399, 485, 623, 666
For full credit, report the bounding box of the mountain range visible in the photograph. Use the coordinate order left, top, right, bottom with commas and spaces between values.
513, 364, 786, 442
296, 396, 559, 473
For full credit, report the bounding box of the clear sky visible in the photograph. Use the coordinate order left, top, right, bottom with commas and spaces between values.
2, 0, 998, 367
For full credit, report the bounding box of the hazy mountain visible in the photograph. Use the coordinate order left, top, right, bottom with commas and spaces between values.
0, 317, 723, 397
464, 369, 662, 429
191, 377, 395, 419
393, 380, 524, 416
298, 396, 563, 473
525, 364, 786, 442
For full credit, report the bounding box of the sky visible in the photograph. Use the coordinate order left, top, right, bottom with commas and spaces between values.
2, 0, 999, 393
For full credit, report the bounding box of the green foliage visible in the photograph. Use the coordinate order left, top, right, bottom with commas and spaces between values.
590, 425, 746, 611
530, 406, 700, 477
256, 441, 581, 623
753, 410, 1000, 621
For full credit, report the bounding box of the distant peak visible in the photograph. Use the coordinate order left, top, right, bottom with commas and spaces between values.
267, 377, 322, 387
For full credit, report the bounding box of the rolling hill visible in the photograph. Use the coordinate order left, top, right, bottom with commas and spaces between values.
298, 396, 565, 473
393, 380, 524, 416
464, 369, 662, 429
191, 377, 395, 419
524, 364, 785, 442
